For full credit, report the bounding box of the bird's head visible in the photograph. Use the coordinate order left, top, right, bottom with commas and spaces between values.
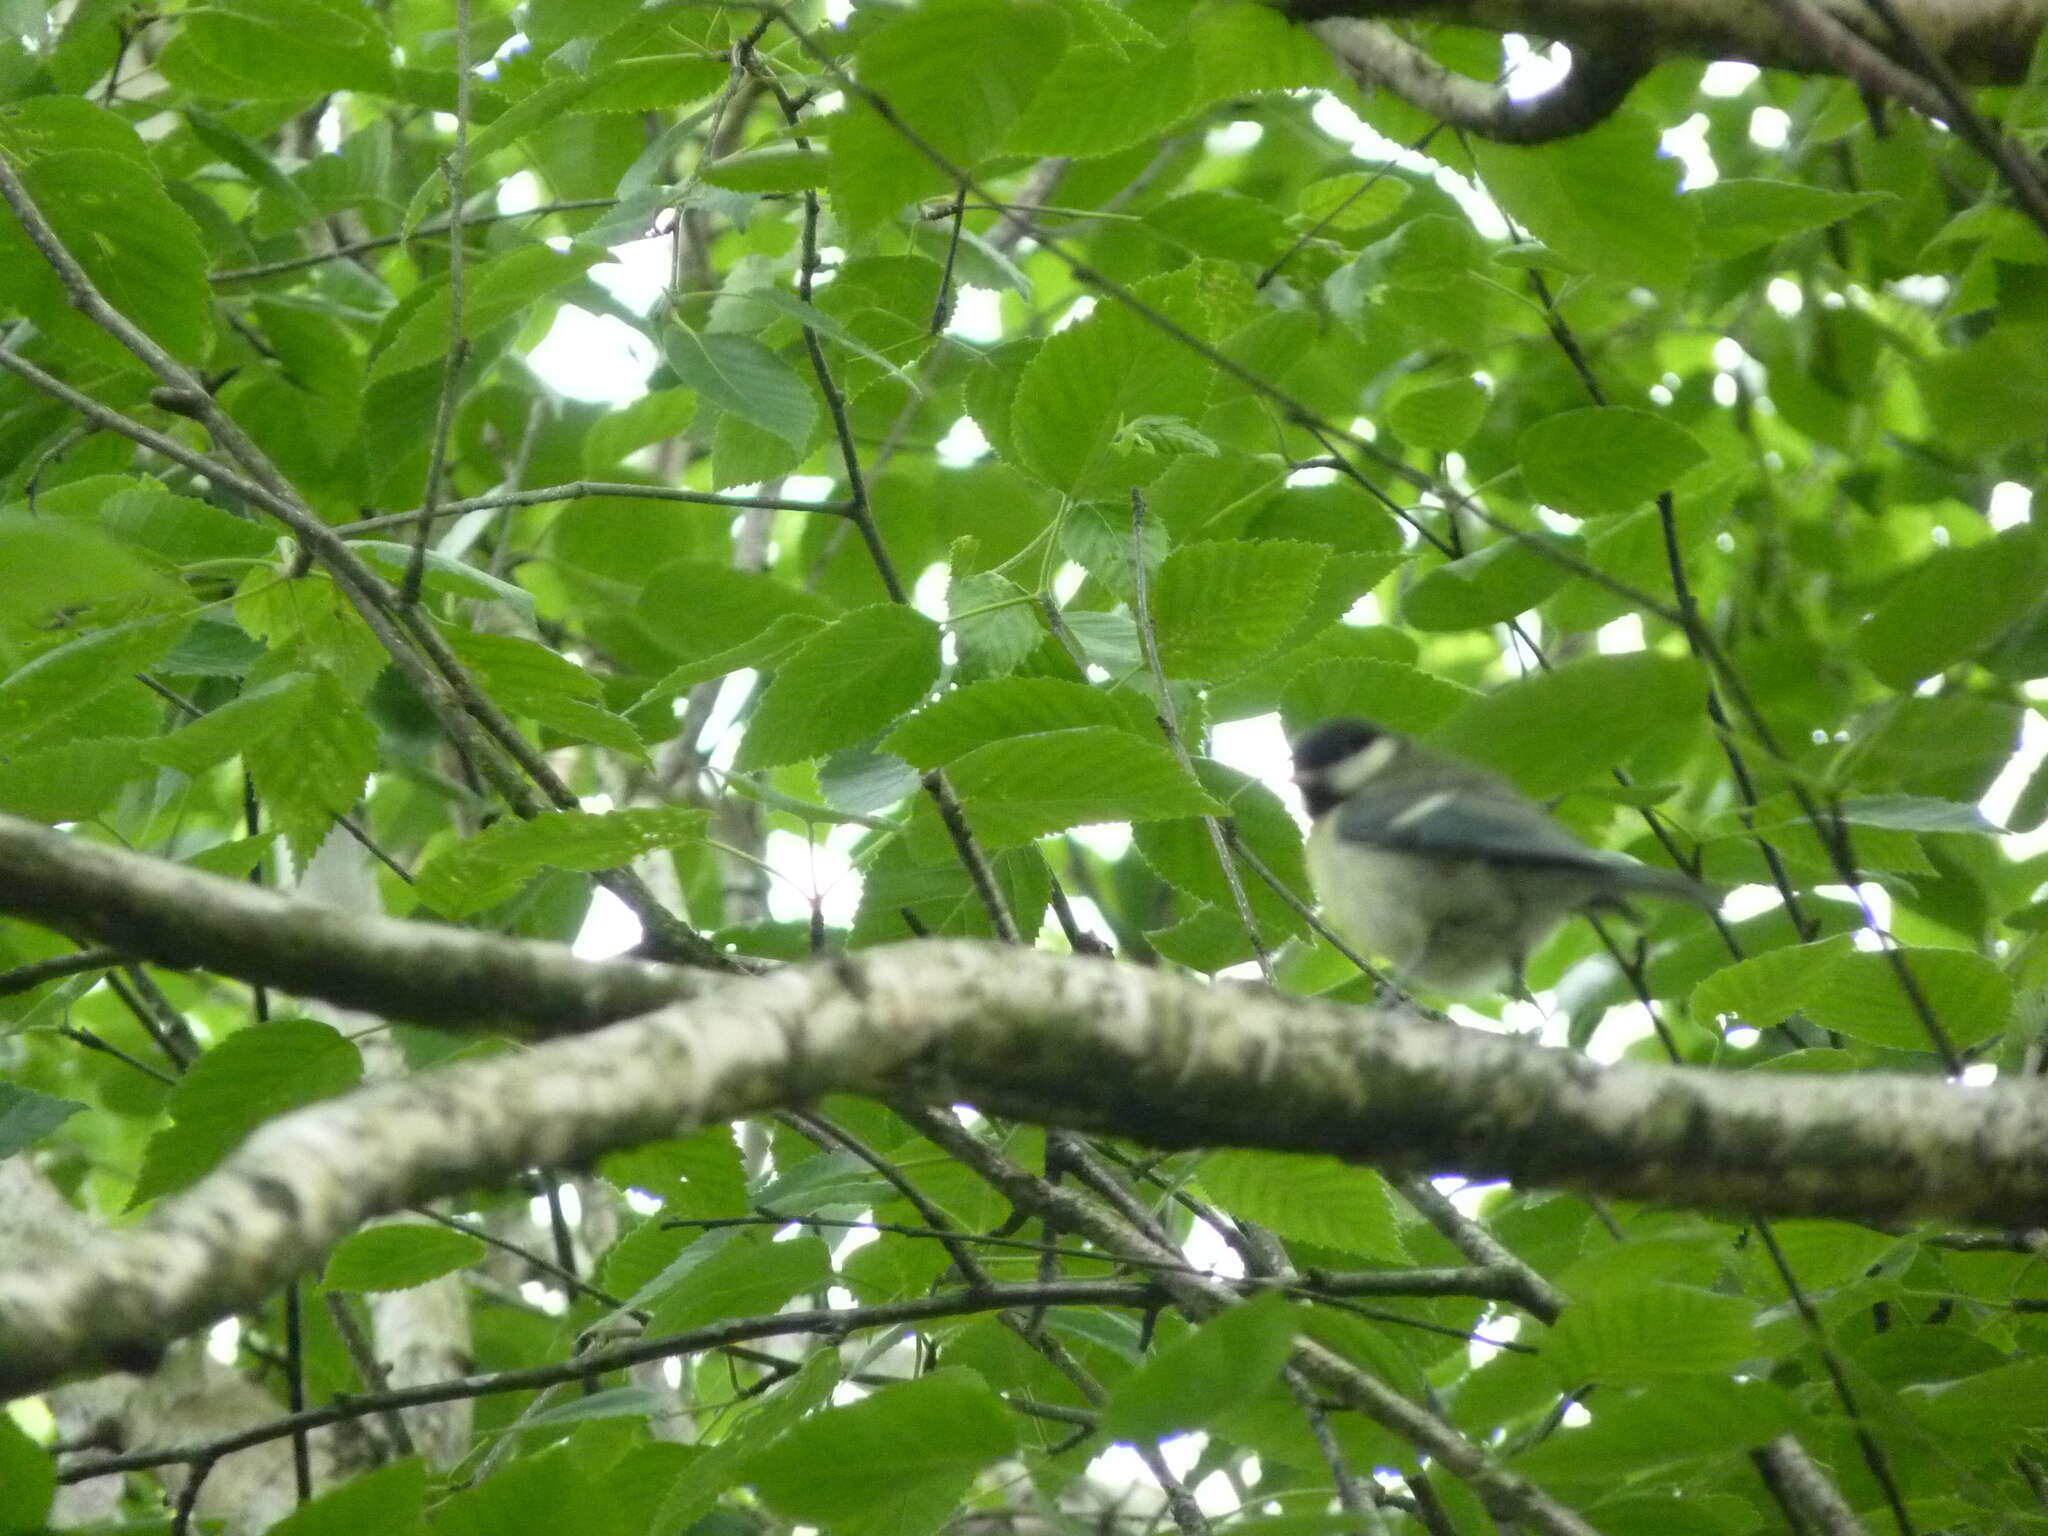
1289, 718, 1406, 819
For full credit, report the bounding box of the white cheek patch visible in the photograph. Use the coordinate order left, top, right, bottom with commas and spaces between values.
1331, 735, 1402, 794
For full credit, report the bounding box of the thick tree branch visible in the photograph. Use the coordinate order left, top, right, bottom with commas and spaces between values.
7, 815, 2048, 1394
0, 816, 690, 1033
1309, 16, 1652, 141
1281, 0, 2046, 83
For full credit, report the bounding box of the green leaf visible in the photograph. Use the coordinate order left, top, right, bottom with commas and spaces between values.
660, 324, 818, 449
704, 144, 830, 193
143, 676, 299, 778
241, 670, 379, 866
374, 244, 607, 377
352, 541, 538, 620
0, 510, 176, 630
1011, 302, 1211, 496
1692, 937, 1856, 1029
431, 1451, 599, 1536
234, 574, 385, 695
1103, 1293, 1298, 1442
637, 559, 839, 665
1200, 1151, 1405, 1261
1913, 323, 2048, 452
415, 807, 709, 919
1060, 500, 1169, 601
325, 1224, 487, 1292
0, 149, 213, 365
0, 737, 150, 822
737, 605, 943, 771
521, 1388, 680, 1431
1134, 760, 1312, 937
186, 108, 320, 238
1007, 38, 1196, 158
131, 1019, 363, 1207
948, 726, 1224, 846
660, 1354, 841, 1530
1806, 946, 2011, 1051
0, 616, 188, 752
582, 389, 697, 474
1857, 530, 2048, 688
1512, 1380, 1799, 1485
1692, 179, 1893, 259
0, 95, 152, 166
1908, 1356, 2048, 1442
1403, 531, 1582, 630
56, 475, 276, 564
637, 612, 826, 705
807, 752, 914, 824
1472, 113, 1698, 290
1152, 540, 1329, 680
601, 1123, 748, 1222
0, 1083, 86, 1157
745, 1369, 1019, 1523
949, 569, 1044, 681
1297, 170, 1412, 232
826, 0, 1068, 233
1278, 658, 1478, 741
1147, 189, 1291, 263
885, 678, 1131, 770
1431, 653, 1704, 796
442, 630, 644, 756
648, 1234, 832, 1334
1834, 796, 2002, 835
1386, 375, 1487, 451
159, 0, 394, 97
1519, 408, 1709, 517
1187, 0, 1342, 96
1545, 1285, 1760, 1386
0, 1415, 55, 1536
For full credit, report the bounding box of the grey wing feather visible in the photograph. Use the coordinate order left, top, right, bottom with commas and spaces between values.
1336, 788, 1717, 904
1335, 788, 1626, 872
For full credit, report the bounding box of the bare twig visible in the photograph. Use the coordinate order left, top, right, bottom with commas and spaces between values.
1130, 488, 1273, 983
405, 0, 475, 606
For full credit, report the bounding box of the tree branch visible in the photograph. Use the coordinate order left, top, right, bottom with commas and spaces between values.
1309, 15, 1652, 142
7, 816, 2048, 1394
0, 816, 691, 1033
1281, 0, 2046, 83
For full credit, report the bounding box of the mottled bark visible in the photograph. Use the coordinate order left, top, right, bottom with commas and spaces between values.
3, 923, 2048, 1397
1284, 0, 2046, 82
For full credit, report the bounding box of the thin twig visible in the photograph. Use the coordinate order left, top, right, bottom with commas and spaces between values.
58, 1280, 1176, 1483
282, 1282, 312, 1502
1130, 488, 1273, 984
210, 198, 618, 284
405, 0, 474, 606
1755, 1221, 1917, 1536
784, 1109, 998, 1289
342, 480, 851, 539
0, 947, 123, 997
322, 1292, 417, 1458
1858, 0, 2048, 238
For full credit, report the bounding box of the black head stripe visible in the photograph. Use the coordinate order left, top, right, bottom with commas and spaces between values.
1290, 718, 1386, 776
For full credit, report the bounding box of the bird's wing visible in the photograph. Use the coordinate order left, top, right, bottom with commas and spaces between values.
1334, 787, 1621, 872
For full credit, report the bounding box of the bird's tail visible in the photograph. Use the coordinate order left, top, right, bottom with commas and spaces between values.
1616, 861, 1723, 908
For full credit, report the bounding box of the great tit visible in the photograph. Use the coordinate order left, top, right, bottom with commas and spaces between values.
1291, 718, 1718, 994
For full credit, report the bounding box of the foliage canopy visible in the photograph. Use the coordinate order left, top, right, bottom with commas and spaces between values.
3, 1, 2048, 1532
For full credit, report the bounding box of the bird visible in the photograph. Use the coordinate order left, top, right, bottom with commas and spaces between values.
1291, 718, 1719, 994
